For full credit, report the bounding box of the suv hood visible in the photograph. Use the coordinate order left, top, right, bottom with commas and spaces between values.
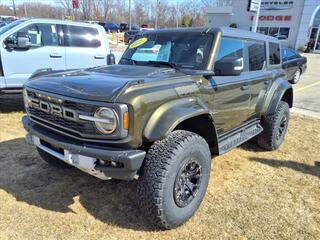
25, 64, 186, 102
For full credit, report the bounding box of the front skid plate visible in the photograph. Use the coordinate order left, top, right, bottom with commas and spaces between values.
26, 133, 111, 180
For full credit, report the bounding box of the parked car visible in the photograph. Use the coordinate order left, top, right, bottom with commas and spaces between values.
102, 22, 120, 33
124, 30, 140, 44
119, 23, 139, 32
0, 15, 17, 22
0, 18, 122, 94
281, 47, 307, 84
84, 20, 99, 24
22, 27, 292, 229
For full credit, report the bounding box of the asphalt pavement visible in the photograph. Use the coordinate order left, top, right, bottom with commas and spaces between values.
292, 53, 320, 118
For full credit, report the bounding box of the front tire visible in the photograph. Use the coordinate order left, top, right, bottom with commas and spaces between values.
257, 101, 290, 151
137, 130, 211, 229
290, 69, 301, 84
37, 147, 72, 169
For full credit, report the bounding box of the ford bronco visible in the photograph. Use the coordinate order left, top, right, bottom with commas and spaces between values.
22, 27, 292, 229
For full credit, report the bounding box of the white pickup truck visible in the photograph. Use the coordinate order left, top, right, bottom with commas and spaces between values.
0, 18, 122, 94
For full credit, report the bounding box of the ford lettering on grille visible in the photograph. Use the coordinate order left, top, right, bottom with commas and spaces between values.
30, 98, 77, 121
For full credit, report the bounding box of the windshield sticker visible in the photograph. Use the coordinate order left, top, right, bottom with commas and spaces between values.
129, 37, 148, 49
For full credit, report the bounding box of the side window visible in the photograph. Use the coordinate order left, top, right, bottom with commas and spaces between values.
37, 24, 59, 46
247, 41, 266, 71
269, 42, 281, 65
13, 24, 42, 47
12, 24, 59, 48
216, 37, 244, 62
289, 49, 298, 58
281, 49, 287, 60
64, 25, 101, 48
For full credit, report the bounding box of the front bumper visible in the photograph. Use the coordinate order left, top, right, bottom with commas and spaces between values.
22, 116, 146, 180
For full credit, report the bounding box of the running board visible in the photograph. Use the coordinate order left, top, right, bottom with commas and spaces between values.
218, 121, 263, 155
0, 88, 23, 94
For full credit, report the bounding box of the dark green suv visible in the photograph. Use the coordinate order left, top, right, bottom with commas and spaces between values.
22, 27, 292, 229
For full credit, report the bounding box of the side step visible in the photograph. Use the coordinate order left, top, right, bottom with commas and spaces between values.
0, 88, 23, 94
218, 120, 263, 155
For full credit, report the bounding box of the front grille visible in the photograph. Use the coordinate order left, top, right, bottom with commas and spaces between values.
27, 90, 96, 112
26, 89, 103, 137
28, 107, 98, 135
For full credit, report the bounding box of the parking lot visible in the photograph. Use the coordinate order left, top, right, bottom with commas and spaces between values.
293, 53, 320, 118
0, 55, 320, 239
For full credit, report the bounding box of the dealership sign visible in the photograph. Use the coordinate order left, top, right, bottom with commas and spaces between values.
251, 15, 292, 21
261, 1, 294, 10
247, 0, 262, 12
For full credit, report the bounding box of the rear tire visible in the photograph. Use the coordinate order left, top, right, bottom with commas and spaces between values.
37, 147, 72, 169
137, 130, 211, 229
257, 101, 290, 151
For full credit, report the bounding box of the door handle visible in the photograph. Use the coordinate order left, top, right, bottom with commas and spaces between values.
240, 84, 250, 91
94, 55, 105, 59
49, 53, 62, 58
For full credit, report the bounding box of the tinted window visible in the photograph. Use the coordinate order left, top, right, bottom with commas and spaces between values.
216, 37, 244, 61
269, 42, 281, 65
248, 41, 266, 71
65, 25, 101, 48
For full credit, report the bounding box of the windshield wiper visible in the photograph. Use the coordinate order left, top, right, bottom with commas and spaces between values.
147, 61, 180, 70
121, 57, 137, 65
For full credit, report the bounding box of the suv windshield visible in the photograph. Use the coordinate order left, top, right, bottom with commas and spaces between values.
120, 32, 214, 70
0, 19, 25, 36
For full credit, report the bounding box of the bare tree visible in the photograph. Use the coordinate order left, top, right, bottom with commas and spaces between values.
0, 0, 210, 28
101, 0, 114, 21
202, 0, 233, 7
59, 0, 73, 16
79, 0, 92, 20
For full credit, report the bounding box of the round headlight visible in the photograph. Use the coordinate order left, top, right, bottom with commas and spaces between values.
94, 107, 118, 134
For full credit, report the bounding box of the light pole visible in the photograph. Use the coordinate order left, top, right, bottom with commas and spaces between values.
155, 0, 160, 29
129, 0, 132, 31
24, 3, 28, 17
12, 0, 17, 16
249, 0, 262, 32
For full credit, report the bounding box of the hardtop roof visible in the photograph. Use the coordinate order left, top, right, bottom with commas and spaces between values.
143, 26, 279, 43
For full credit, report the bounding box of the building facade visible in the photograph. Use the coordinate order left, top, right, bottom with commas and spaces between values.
207, 0, 320, 52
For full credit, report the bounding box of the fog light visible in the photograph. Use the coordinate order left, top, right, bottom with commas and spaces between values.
98, 159, 124, 168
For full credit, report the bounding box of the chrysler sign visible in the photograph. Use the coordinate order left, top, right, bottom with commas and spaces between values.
261, 1, 294, 10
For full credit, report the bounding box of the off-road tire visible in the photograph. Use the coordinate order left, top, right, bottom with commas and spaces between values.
137, 130, 211, 229
289, 69, 301, 84
257, 101, 290, 151
37, 147, 72, 169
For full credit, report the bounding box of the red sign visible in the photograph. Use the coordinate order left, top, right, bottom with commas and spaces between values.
72, 0, 79, 9
251, 15, 292, 21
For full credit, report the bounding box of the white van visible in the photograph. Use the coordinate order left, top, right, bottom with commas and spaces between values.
0, 18, 121, 94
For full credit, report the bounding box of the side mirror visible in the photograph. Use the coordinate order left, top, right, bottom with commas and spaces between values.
107, 53, 115, 65
214, 57, 243, 76
4, 36, 15, 50
16, 32, 31, 50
